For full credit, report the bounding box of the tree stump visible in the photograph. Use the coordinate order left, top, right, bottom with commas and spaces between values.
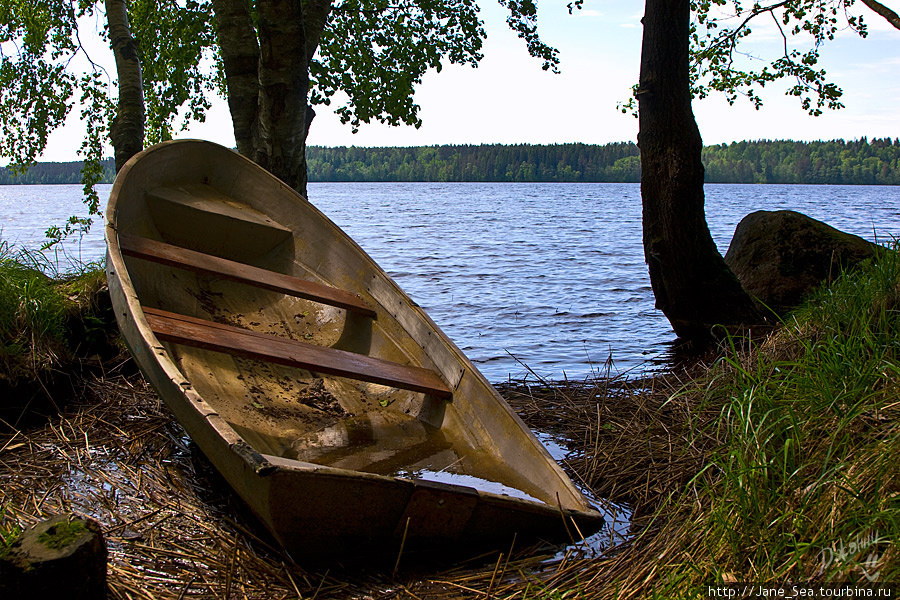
0, 514, 107, 600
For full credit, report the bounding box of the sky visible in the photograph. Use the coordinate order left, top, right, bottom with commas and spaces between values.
35, 0, 900, 162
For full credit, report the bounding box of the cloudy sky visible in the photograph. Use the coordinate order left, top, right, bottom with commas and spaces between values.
38, 0, 900, 161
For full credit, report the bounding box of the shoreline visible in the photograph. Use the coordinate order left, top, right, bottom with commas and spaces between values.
4, 139, 900, 186
2, 244, 899, 597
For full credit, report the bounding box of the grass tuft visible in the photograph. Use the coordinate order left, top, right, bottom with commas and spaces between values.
1, 237, 118, 425
0, 238, 72, 355
0, 505, 22, 560
693, 244, 900, 584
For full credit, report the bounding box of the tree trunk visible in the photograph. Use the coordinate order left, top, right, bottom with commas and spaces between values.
301, 0, 335, 141
0, 515, 106, 600
210, 0, 260, 157
255, 0, 309, 194
303, 0, 334, 61
106, 0, 144, 171
637, 0, 763, 339
213, 0, 329, 197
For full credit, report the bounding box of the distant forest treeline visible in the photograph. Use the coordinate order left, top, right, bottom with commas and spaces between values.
0, 158, 117, 185
2, 139, 899, 185
308, 139, 900, 184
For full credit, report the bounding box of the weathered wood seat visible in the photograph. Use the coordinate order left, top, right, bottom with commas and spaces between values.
143, 307, 453, 399
145, 184, 293, 260
118, 234, 377, 318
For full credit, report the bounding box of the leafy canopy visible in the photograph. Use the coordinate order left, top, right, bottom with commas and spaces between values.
0, 0, 219, 244
689, 0, 871, 116
0, 0, 559, 195
312, 0, 490, 132
582, 0, 892, 117
311, 0, 556, 133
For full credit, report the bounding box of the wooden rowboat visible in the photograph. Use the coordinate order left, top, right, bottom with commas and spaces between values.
105, 139, 605, 558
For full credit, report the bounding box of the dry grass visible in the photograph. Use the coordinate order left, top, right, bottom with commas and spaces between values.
7, 290, 893, 599
496, 369, 719, 518
1, 364, 382, 599
1, 357, 699, 599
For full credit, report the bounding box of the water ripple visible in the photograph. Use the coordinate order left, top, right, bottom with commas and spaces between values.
3, 181, 898, 382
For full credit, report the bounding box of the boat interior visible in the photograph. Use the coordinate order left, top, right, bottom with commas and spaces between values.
116, 178, 561, 503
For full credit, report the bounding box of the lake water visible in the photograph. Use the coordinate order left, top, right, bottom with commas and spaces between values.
1, 182, 898, 382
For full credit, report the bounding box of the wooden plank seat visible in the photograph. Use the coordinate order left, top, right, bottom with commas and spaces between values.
143, 307, 453, 399
118, 234, 377, 318
145, 185, 293, 259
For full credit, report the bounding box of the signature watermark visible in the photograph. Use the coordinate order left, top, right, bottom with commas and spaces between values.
819, 532, 882, 582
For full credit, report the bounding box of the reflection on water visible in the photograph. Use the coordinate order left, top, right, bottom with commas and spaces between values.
287, 411, 458, 475
285, 410, 551, 502
569, 485, 633, 558
396, 469, 543, 503
3, 182, 898, 380
535, 430, 633, 555
535, 431, 569, 461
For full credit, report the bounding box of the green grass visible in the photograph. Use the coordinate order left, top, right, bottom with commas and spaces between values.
0, 240, 66, 365
528, 243, 900, 599
0, 237, 107, 378
0, 505, 22, 560
668, 242, 900, 588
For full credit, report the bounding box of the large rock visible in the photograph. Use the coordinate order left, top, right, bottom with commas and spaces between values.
0, 514, 107, 600
724, 210, 880, 315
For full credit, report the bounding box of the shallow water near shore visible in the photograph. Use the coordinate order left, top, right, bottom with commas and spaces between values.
1, 181, 898, 381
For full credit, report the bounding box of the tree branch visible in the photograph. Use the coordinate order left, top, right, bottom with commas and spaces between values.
72, 25, 107, 76
697, 0, 793, 59
861, 0, 900, 30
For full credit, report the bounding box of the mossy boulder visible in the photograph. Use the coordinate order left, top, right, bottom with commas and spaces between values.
724, 210, 880, 315
0, 514, 107, 599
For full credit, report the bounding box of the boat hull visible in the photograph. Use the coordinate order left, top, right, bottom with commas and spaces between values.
105, 140, 604, 558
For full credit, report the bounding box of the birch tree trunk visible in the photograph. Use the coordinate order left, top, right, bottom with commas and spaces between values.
106, 0, 144, 171
212, 0, 333, 196
255, 0, 309, 192
210, 0, 259, 158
